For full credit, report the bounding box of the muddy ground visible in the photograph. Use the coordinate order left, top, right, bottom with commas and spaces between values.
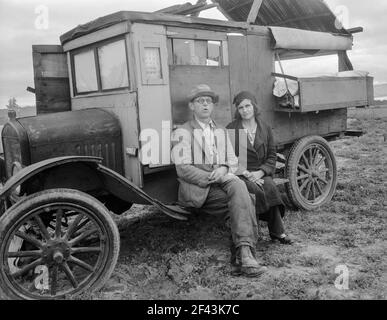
88, 107, 386, 300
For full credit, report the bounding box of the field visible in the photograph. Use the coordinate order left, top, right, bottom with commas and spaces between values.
86, 107, 386, 300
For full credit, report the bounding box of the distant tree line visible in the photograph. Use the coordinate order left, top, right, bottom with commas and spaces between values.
5, 97, 21, 110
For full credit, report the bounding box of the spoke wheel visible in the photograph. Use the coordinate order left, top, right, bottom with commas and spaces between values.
0, 189, 119, 300
285, 136, 337, 210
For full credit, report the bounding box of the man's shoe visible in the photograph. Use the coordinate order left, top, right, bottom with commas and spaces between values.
270, 234, 293, 245
239, 245, 267, 278
240, 265, 268, 278
230, 241, 242, 276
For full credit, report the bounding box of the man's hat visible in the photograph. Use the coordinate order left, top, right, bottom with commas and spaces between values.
187, 84, 219, 103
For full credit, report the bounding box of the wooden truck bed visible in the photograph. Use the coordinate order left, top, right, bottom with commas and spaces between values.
273, 74, 374, 113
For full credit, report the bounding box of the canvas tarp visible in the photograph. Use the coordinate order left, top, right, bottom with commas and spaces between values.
270, 27, 353, 51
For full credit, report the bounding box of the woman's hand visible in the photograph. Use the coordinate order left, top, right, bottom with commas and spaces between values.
243, 170, 264, 187
251, 170, 265, 181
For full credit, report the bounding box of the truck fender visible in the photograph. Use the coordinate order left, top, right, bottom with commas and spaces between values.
0, 156, 101, 199
96, 165, 189, 220
0, 156, 188, 220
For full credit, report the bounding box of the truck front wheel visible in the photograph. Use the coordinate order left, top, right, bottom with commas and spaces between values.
0, 188, 119, 300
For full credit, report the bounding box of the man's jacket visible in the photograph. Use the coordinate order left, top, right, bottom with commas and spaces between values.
171, 119, 241, 208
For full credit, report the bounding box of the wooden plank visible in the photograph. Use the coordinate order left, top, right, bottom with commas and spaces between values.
210, 1, 234, 21
34, 78, 71, 114
299, 77, 368, 112
366, 76, 374, 105
34, 53, 69, 78
246, 34, 274, 121
272, 72, 299, 81
347, 27, 364, 34
273, 109, 347, 150
179, 4, 218, 16
126, 11, 248, 29
338, 50, 354, 71
247, 0, 263, 24
302, 101, 368, 112
169, 65, 232, 127
33, 45, 71, 114
166, 26, 228, 41
32, 45, 64, 54
228, 35, 249, 113
63, 21, 130, 51
299, 76, 364, 82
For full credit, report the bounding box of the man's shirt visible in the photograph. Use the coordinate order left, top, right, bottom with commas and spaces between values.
195, 117, 219, 165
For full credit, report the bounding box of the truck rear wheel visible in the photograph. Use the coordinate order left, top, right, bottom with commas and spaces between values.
285, 136, 337, 210
0, 188, 119, 300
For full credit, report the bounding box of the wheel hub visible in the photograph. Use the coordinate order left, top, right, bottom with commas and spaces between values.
311, 170, 319, 178
43, 240, 70, 264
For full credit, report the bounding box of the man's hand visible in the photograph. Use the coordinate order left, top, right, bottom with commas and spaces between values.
208, 166, 228, 184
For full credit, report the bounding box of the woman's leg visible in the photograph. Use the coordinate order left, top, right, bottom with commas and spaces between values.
267, 206, 293, 244
267, 205, 285, 237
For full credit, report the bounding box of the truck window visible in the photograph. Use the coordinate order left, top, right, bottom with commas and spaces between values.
172, 39, 221, 66
143, 47, 162, 81
71, 38, 130, 95
73, 50, 98, 93
98, 40, 129, 90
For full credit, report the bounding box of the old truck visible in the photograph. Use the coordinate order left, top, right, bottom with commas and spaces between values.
0, 0, 374, 299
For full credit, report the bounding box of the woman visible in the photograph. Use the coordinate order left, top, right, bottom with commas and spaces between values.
227, 91, 292, 244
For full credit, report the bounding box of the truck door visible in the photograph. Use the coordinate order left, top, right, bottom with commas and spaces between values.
168, 28, 232, 127
131, 24, 172, 169
32, 45, 71, 114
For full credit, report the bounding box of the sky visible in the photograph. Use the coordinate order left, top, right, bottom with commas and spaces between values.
0, 0, 386, 107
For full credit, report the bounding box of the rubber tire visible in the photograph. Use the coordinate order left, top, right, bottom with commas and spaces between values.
285, 136, 337, 211
0, 188, 120, 300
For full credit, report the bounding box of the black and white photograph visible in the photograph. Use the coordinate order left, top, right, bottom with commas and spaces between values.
0, 0, 385, 304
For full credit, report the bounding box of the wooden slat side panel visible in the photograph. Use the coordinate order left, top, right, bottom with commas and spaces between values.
299, 78, 368, 112
272, 109, 347, 150
169, 66, 232, 127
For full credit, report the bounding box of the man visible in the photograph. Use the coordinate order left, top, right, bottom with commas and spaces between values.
171, 84, 267, 277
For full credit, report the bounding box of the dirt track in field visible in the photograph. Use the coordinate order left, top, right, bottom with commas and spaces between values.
86, 107, 387, 300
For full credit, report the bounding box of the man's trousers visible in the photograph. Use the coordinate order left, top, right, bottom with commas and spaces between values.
199, 176, 258, 248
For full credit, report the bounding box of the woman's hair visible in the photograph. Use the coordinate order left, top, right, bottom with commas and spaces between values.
233, 91, 260, 121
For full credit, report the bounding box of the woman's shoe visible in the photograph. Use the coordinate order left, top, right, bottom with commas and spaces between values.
270, 234, 293, 245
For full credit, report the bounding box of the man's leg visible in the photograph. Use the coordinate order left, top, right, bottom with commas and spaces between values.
201, 177, 266, 276
201, 178, 258, 248
218, 177, 258, 249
